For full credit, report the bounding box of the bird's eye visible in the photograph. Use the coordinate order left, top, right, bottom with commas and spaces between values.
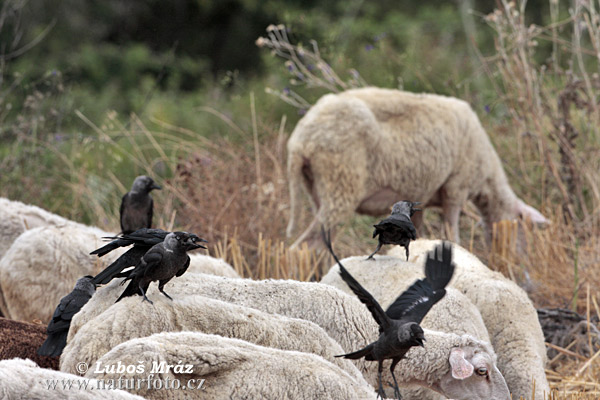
176, 236, 181, 241
476, 367, 488, 376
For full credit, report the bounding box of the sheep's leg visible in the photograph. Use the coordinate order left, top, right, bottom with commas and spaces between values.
366, 242, 382, 260
376, 361, 386, 399
158, 279, 173, 301
442, 202, 461, 243
389, 358, 402, 399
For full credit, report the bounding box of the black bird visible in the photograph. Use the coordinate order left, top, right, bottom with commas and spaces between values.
115, 231, 204, 304
368, 200, 420, 261
323, 229, 454, 399
90, 228, 207, 285
120, 175, 162, 234
37, 276, 97, 358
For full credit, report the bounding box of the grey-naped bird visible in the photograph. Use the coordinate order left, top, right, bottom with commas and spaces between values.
323, 229, 454, 399
120, 175, 161, 234
90, 228, 207, 285
37, 276, 97, 357
115, 232, 204, 304
367, 200, 420, 261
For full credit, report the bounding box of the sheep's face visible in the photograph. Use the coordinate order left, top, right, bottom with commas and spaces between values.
437, 346, 510, 400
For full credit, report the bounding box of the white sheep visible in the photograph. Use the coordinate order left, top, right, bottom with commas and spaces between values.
187, 253, 240, 278
86, 331, 380, 400
375, 240, 548, 399
72, 273, 510, 399
285, 87, 547, 248
0, 197, 86, 260
0, 224, 123, 322
61, 293, 365, 384
0, 358, 145, 399
320, 255, 508, 399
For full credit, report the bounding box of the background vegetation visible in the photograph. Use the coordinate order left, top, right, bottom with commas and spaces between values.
1, 0, 600, 396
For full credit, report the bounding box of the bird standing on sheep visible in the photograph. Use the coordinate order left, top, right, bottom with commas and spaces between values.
90, 228, 207, 285
37, 275, 97, 357
120, 175, 161, 234
323, 229, 455, 399
368, 200, 420, 261
116, 232, 204, 303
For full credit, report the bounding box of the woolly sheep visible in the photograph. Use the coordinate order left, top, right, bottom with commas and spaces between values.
0, 358, 145, 400
0, 197, 87, 260
86, 332, 380, 400
0, 317, 58, 370
386, 239, 550, 399
0, 224, 123, 322
321, 256, 508, 399
61, 293, 365, 384
285, 87, 547, 248
187, 253, 240, 278
73, 273, 509, 399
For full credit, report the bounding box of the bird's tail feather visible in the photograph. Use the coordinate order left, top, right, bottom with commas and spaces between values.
335, 344, 374, 360
92, 259, 128, 285
89, 241, 121, 257
37, 333, 67, 358
115, 280, 139, 302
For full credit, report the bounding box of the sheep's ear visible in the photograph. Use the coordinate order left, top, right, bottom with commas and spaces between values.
515, 199, 548, 225
449, 348, 474, 380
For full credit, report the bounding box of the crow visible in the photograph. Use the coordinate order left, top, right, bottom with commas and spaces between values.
115, 232, 204, 304
120, 175, 162, 234
37, 276, 97, 358
367, 200, 420, 261
90, 228, 207, 285
323, 229, 454, 399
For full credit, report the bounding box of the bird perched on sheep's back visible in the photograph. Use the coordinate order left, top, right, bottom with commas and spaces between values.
323, 229, 454, 399
368, 200, 420, 261
116, 232, 204, 304
120, 175, 161, 234
90, 228, 207, 285
37, 275, 97, 357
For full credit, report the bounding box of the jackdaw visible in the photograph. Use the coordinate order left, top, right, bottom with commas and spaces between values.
90, 228, 207, 285
367, 200, 420, 261
323, 229, 454, 399
120, 175, 161, 234
37, 276, 97, 358
115, 231, 204, 304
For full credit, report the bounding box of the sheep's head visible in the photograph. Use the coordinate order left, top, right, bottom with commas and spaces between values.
437, 346, 510, 400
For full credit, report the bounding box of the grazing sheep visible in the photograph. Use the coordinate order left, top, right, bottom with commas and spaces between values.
61, 293, 365, 384
384, 240, 550, 399
72, 273, 509, 399
321, 255, 508, 399
0, 224, 123, 322
286, 87, 547, 248
86, 332, 379, 400
0, 197, 85, 260
0, 317, 58, 370
0, 358, 145, 399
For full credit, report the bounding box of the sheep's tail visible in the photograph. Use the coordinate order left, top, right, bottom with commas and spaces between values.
37, 332, 67, 358
286, 151, 306, 238
335, 343, 374, 360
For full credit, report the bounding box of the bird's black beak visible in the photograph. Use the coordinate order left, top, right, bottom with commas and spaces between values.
416, 337, 425, 347
151, 183, 162, 190
412, 202, 422, 211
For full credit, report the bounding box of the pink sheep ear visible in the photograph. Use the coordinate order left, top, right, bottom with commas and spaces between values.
515, 199, 548, 225
449, 348, 474, 380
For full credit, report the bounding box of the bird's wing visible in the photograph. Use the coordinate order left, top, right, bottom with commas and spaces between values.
424, 241, 455, 291
119, 193, 128, 232
122, 228, 166, 247
374, 218, 417, 239
46, 292, 89, 333
385, 242, 454, 323
140, 248, 164, 277
321, 227, 392, 331
175, 255, 191, 277
92, 247, 147, 285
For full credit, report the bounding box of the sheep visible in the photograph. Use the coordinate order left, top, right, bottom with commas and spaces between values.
86, 331, 380, 400
0, 224, 124, 322
372, 240, 548, 399
60, 293, 365, 384
185, 253, 240, 278
72, 273, 510, 399
0, 197, 86, 260
320, 255, 508, 399
0, 358, 146, 399
285, 87, 547, 248
0, 317, 59, 370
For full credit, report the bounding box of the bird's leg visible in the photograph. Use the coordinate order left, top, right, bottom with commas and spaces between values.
158, 280, 173, 301
390, 358, 402, 400
366, 243, 382, 261
376, 361, 386, 399
139, 283, 153, 305
404, 244, 409, 261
